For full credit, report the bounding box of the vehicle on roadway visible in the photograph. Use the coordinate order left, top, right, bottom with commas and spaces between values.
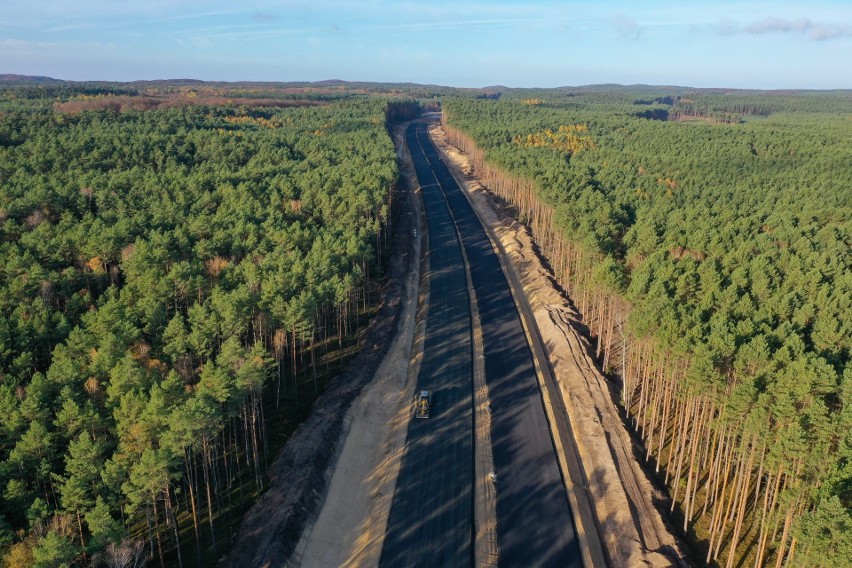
415, 390, 432, 418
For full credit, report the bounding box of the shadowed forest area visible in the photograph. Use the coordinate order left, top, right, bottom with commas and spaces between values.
441, 89, 851, 568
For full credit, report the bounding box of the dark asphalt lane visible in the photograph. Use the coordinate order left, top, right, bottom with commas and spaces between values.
382, 122, 580, 567
413, 123, 582, 568
379, 124, 475, 568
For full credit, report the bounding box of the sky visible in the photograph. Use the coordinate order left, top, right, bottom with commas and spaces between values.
1, 1, 851, 89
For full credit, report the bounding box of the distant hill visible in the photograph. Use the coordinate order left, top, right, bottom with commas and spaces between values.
128, 78, 207, 86
312, 79, 349, 86
0, 74, 63, 83
1, 75, 848, 97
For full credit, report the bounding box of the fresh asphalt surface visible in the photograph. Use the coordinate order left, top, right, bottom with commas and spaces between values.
381, 122, 581, 567
380, 123, 475, 567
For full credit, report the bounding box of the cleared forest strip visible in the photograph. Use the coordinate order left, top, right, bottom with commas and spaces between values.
295, 193, 422, 567
225, 131, 416, 568
224, 224, 406, 567
294, 118, 442, 568
459, 188, 500, 566
431, 124, 687, 567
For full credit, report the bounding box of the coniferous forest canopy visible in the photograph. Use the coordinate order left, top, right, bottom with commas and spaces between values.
0, 82, 413, 567
442, 90, 851, 567
0, 79, 849, 568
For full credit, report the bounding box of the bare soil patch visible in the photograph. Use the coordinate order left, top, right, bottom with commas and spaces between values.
293, 121, 426, 568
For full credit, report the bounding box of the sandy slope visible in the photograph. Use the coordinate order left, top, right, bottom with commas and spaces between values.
292, 122, 425, 568
226, 124, 413, 568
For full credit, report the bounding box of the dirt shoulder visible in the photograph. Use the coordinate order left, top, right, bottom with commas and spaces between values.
289, 121, 426, 568
223, 124, 417, 568
429, 123, 690, 568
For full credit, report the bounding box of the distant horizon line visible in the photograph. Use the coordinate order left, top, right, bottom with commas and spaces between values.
1, 73, 850, 92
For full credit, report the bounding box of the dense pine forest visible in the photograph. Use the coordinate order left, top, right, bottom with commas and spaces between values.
0, 84, 411, 566
1, 78, 849, 567
442, 91, 851, 567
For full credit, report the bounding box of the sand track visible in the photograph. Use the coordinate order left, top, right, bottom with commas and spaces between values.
292, 121, 426, 568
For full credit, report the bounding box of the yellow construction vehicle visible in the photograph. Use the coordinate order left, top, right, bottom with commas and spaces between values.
415, 390, 432, 418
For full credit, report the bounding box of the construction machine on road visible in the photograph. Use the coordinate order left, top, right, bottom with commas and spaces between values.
416, 390, 432, 418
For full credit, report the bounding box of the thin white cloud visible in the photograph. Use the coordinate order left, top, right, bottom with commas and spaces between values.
0, 37, 115, 51
808, 23, 852, 40
746, 17, 810, 34
252, 12, 280, 22
609, 15, 641, 40
719, 16, 852, 41
177, 16, 547, 44
713, 19, 739, 36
